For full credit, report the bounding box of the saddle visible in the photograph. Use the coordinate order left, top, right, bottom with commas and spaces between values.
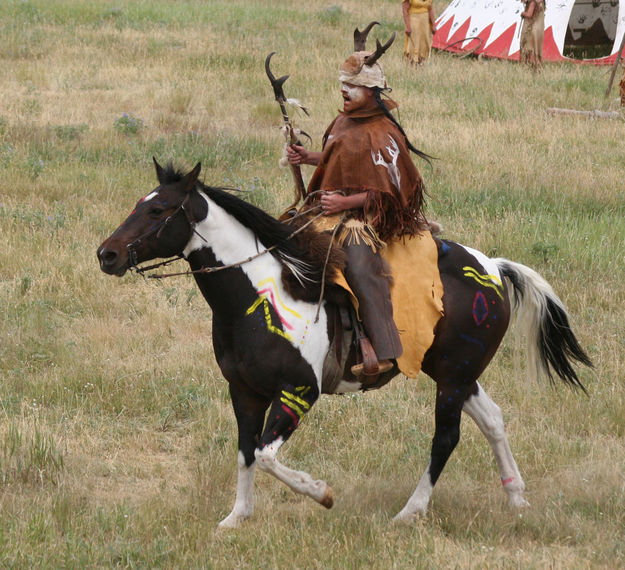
329, 233, 444, 389
321, 304, 396, 392
281, 215, 444, 389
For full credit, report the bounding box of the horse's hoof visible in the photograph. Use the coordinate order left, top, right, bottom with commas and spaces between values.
217, 512, 249, 530
393, 507, 426, 524
509, 496, 530, 509
320, 485, 334, 509
393, 512, 415, 524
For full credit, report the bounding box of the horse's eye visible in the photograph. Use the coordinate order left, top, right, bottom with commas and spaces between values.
149, 207, 164, 216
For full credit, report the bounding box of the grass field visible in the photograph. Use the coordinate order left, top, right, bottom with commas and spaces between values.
0, 0, 624, 567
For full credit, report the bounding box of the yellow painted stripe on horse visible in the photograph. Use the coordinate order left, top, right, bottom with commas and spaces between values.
463, 266, 502, 286
281, 390, 310, 410
257, 277, 303, 318
462, 266, 504, 299
280, 397, 305, 419
245, 296, 263, 316
245, 296, 293, 342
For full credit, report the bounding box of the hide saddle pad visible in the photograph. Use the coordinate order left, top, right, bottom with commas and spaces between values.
328, 227, 445, 378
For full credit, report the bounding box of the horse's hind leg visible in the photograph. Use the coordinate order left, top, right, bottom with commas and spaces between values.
394, 383, 467, 522
463, 382, 529, 508
254, 383, 333, 508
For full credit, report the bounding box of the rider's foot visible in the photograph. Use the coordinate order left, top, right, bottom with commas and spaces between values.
351, 359, 394, 377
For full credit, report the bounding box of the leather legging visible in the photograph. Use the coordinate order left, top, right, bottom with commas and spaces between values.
342, 241, 403, 360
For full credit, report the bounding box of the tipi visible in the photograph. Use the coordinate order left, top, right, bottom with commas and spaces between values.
433, 0, 625, 64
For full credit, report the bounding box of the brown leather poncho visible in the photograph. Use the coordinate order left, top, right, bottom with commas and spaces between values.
307, 102, 425, 243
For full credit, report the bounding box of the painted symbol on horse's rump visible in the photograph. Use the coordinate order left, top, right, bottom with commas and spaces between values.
472, 291, 489, 326
463, 266, 504, 299
459, 333, 486, 353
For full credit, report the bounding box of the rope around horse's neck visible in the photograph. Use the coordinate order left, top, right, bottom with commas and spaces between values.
314, 213, 345, 323
140, 205, 324, 280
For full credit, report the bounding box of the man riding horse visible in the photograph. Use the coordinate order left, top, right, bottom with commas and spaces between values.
287, 25, 432, 377
97, 25, 590, 528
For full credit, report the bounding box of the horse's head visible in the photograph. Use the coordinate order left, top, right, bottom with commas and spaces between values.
97, 158, 206, 276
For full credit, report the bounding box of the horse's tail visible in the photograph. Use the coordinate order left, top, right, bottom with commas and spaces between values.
494, 258, 592, 392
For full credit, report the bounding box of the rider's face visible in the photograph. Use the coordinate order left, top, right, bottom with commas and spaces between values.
341, 83, 375, 113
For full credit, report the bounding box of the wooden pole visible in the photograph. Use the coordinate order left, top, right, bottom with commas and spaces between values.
605, 32, 625, 98
546, 107, 621, 119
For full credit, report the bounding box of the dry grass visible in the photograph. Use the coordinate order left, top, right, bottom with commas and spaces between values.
0, 0, 624, 567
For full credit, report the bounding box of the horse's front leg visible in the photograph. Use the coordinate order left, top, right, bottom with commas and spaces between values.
462, 381, 529, 508
394, 384, 466, 522
218, 385, 270, 529
255, 382, 333, 508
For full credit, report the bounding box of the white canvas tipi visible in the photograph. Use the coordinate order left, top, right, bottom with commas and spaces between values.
433, 0, 625, 64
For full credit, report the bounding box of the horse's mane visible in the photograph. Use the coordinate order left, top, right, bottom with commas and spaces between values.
161, 164, 345, 300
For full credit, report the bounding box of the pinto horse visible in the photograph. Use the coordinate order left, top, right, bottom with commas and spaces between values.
97, 160, 591, 528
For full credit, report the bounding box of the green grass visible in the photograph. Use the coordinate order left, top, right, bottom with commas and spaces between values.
0, 0, 623, 567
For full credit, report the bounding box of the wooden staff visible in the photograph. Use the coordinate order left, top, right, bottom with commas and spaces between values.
265, 52, 309, 206
605, 31, 625, 98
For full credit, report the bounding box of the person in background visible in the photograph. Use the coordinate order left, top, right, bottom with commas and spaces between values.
520, 0, 546, 70
402, 0, 437, 65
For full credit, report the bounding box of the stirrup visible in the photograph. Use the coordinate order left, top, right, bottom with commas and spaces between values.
351, 359, 393, 377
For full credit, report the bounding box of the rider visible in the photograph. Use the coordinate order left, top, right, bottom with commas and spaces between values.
287, 31, 430, 376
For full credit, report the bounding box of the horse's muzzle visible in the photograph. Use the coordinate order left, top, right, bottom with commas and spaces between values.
97, 245, 129, 276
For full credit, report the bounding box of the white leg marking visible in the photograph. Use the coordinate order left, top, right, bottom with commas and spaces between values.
463, 382, 529, 508
255, 438, 332, 506
393, 464, 434, 522
218, 451, 256, 529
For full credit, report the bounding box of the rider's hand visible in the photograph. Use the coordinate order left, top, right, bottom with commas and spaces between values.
320, 192, 346, 215
320, 191, 368, 215
286, 144, 307, 165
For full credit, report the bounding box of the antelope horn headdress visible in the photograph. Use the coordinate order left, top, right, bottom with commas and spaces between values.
339, 25, 396, 89
364, 33, 396, 66
353, 21, 379, 51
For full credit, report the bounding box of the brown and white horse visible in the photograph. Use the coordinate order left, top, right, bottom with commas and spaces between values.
97, 160, 591, 528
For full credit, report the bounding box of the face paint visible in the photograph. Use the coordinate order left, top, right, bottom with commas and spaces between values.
341, 83, 366, 101
341, 83, 370, 113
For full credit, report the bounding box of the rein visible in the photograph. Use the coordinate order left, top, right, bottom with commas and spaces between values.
135, 203, 324, 280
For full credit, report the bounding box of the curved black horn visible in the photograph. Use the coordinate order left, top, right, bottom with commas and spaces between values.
353, 21, 379, 51
265, 52, 289, 102
363, 32, 396, 66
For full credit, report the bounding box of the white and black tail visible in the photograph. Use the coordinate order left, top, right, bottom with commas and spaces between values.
494, 259, 592, 391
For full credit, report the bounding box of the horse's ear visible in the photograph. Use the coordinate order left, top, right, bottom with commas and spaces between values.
182, 162, 202, 193
153, 157, 166, 185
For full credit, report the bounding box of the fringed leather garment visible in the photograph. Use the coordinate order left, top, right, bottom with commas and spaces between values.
306, 101, 426, 245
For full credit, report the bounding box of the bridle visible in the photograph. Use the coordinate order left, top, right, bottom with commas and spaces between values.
127, 193, 204, 271
127, 191, 327, 280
